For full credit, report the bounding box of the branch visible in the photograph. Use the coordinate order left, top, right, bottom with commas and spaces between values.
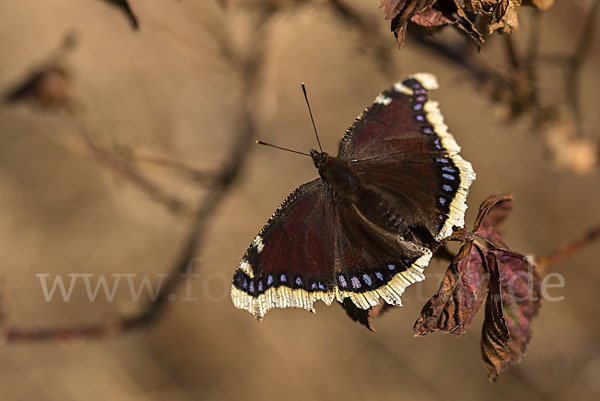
4, 8, 276, 343
133, 154, 217, 186
564, 0, 599, 126
535, 223, 600, 271
78, 125, 192, 215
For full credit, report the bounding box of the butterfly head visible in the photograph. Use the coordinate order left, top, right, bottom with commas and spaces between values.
310, 149, 329, 170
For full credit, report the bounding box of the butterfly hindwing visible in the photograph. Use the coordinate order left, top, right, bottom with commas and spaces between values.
331, 200, 432, 310
232, 179, 434, 319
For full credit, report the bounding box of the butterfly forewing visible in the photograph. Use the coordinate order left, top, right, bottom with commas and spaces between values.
340, 73, 475, 240
232, 179, 337, 319
339, 73, 456, 159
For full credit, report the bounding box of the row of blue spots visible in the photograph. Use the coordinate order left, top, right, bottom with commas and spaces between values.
406, 78, 430, 141
436, 159, 457, 210
336, 266, 403, 291
411, 87, 427, 112
236, 270, 331, 295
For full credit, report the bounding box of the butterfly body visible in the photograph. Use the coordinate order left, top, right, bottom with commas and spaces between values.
232, 73, 476, 320
315, 150, 433, 244
312, 151, 360, 198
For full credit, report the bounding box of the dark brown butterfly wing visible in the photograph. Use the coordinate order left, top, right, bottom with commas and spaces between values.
339, 73, 453, 159
231, 179, 337, 319
330, 198, 432, 310
340, 73, 475, 241
231, 179, 432, 319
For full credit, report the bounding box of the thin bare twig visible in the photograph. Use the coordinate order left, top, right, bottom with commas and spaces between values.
78, 124, 192, 215
134, 154, 217, 186
536, 223, 600, 272
564, 0, 599, 126
4, 7, 276, 343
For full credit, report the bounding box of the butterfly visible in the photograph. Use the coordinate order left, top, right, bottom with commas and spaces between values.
231, 73, 475, 320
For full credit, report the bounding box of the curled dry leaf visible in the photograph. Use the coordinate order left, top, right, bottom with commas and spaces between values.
341, 297, 393, 332
415, 241, 490, 336
415, 194, 542, 381
4, 65, 74, 110
464, 0, 518, 35
381, 0, 553, 48
480, 252, 511, 381
4, 32, 77, 110
101, 0, 139, 30
381, 0, 437, 47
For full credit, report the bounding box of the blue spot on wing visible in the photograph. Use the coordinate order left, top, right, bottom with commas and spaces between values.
442, 166, 456, 173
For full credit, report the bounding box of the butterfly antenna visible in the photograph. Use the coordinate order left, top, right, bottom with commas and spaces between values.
301, 82, 323, 152
255, 140, 311, 157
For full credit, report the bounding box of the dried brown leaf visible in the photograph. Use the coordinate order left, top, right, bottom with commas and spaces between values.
480, 252, 511, 381
4, 65, 74, 110
414, 241, 490, 336
341, 297, 394, 331
410, 7, 453, 26
381, 0, 436, 47
101, 0, 139, 30
416, 194, 542, 381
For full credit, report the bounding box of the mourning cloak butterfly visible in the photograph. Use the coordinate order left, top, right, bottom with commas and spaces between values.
231, 73, 475, 319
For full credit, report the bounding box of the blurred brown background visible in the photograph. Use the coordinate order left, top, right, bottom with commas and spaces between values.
1, 0, 600, 400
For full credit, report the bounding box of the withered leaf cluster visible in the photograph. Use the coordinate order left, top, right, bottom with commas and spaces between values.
381, 0, 553, 47
415, 195, 541, 381
347, 195, 542, 381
